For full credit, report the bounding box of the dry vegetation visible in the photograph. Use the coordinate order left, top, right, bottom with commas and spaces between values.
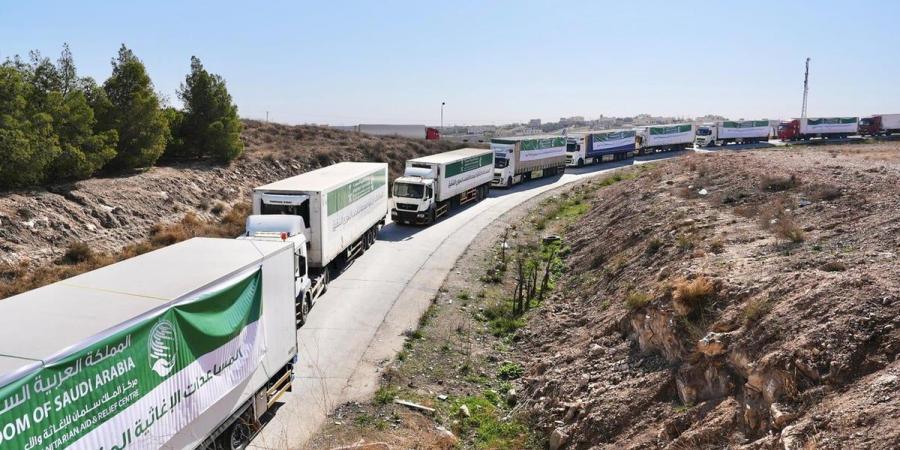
515, 143, 900, 449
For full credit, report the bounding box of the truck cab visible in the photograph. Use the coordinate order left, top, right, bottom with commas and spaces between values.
858, 116, 878, 136
777, 120, 800, 141
391, 166, 436, 224
694, 124, 718, 147
565, 136, 586, 167
238, 215, 315, 326
492, 145, 514, 187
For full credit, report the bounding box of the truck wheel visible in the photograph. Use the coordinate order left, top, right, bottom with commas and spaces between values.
428, 209, 436, 224
297, 294, 310, 327
225, 420, 251, 450
577, 158, 584, 167
506, 177, 512, 187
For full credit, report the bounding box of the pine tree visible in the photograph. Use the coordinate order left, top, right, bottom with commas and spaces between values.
98, 45, 168, 170
173, 56, 243, 162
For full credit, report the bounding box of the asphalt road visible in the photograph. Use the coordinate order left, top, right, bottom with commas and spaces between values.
248, 153, 678, 449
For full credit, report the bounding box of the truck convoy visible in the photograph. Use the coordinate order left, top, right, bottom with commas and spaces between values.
565, 130, 636, 167
777, 117, 858, 141
0, 238, 298, 450
391, 148, 493, 225
245, 162, 389, 322
491, 135, 568, 187
859, 114, 900, 136
694, 120, 771, 147
634, 124, 696, 154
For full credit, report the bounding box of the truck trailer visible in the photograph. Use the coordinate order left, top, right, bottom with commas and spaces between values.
777, 117, 858, 141
248, 162, 389, 304
635, 124, 696, 155
391, 148, 493, 225
356, 124, 440, 140
0, 238, 298, 450
859, 114, 900, 136
695, 120, 771, 147
491, 135, 567, 187
566, 130, 636, 167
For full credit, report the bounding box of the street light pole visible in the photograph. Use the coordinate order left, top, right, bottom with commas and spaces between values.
441, 102, 446, 134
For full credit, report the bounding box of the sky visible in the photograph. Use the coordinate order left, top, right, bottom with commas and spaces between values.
1, 0, 898, 126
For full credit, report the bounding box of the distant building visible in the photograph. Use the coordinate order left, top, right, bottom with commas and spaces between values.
528, 119, 541, 128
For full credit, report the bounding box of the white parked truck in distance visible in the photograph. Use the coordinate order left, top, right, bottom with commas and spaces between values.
635, 124, 696, 154
0, 238, 298, 450
695, 120, 771, 147
491, 136, 567, 187
246, 162, 389, 314
566, 130, 636, 167
391, 148, 493, 225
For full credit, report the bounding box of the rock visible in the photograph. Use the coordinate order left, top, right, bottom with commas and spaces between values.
506, 388, 518, 404
435, 426, 458, 447
437, 394, 448, 401
697, 332, 727, 357
698, 188, 708, 196
780, 424, 803, 450
770, 402, 797, 429
549, 428, 568, 450
458, 404, 470, 418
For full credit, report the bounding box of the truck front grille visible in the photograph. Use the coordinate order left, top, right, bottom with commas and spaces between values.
396, 203, 418, 211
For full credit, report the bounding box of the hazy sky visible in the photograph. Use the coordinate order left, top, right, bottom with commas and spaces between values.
2, 0, 898, 125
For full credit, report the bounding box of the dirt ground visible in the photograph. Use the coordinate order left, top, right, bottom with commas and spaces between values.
306, 141, 900, 450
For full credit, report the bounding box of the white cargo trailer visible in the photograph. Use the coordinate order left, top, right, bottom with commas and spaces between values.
250, 162, 388, 286
0, 238, 297, 450
799, 117, 858, 136
357, 124, 426, 139
491, 136, 567, 187
635, 124, 696, 154
695, 120, 771, 147
859, 114, 900, 136
391, 148, 493, 225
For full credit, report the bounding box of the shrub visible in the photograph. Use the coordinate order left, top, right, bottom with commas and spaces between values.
709, 237, 725, 254
760, 174, 800, 192
373, 386, 398, 405
742, 297, 772, 325
210, 201, 226, 216
61, 242, 94, 265
672, 276, 715, 313
821, 261, 847, 272
497, 362, 524, 380
809, 184, 842, 201
624, 292, 652, 310
773, 216, 805, 243
646, 238, 664, 255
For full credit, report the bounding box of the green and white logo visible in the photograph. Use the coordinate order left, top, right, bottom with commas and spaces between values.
149, 319, 178, 376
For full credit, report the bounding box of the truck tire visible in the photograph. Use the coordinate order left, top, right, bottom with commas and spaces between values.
577, 158, 584, 167
297, 294, 310, 327
224, 420, 251, 450
506, 177, 512, 187
428, 208, 436, 225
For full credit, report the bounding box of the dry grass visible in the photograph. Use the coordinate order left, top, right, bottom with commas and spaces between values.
741, 297, 772, 325
759, 174, 800, 192
0, 202, 252, 300
672, 276, 715, 313
624, 292, 652, 310
758, 198, 805, 243
807, 183, 842, 201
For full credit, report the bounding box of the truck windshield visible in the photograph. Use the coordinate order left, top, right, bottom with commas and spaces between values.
494, 158, 509, 169
566, 142, 578, 152
392, 183, 424, 199
696, 127, 712, 136
859, 119, 873, 126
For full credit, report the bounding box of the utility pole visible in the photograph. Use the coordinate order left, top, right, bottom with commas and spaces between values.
266, 111, 269, 123
441, 102, 446, 133
801, 58, 810, 119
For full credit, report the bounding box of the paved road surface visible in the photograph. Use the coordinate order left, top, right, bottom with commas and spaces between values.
249, 154, 676, 449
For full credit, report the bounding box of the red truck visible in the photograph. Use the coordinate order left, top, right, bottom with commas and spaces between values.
859, 114, 900, 136
777, 117, 858, 141
426, 127, 441, 140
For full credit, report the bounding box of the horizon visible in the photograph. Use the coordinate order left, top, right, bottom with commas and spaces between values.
2, 0, 898, 126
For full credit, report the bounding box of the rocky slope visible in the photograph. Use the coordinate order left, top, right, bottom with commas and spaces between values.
0, 120, 465, 269
518, 144, 900, 449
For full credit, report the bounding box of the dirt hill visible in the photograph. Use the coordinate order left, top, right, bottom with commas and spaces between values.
0, 120, 468, 293
518, 144, 900, 449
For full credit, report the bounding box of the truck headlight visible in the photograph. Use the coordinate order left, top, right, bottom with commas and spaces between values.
416, 213, 424, 218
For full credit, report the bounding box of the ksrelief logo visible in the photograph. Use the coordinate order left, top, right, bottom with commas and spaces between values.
149, 319, 178, 377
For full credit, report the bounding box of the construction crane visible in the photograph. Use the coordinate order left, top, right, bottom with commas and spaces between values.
801, 57, 810, 119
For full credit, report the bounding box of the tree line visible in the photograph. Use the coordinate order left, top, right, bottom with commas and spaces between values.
0, 44, 243, 189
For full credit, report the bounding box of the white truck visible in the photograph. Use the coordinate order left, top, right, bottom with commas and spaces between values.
491, 136, 568, 187
0, 238, 298, 450
634, 124, 697, 155
694, 120, 771, 147
565, 130, 636, 167
245, 162, 388, 316
390, 148, 493, 225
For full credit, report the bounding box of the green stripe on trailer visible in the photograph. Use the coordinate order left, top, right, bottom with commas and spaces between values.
520, 137, 566, 151
0, 270, 263, 449
445, 153, 493, 177
649, 124, 692, 135
723, 120, 769, 128
807, 117, 857, 125
326, 169, 386, 216
594, 130, 636, 141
